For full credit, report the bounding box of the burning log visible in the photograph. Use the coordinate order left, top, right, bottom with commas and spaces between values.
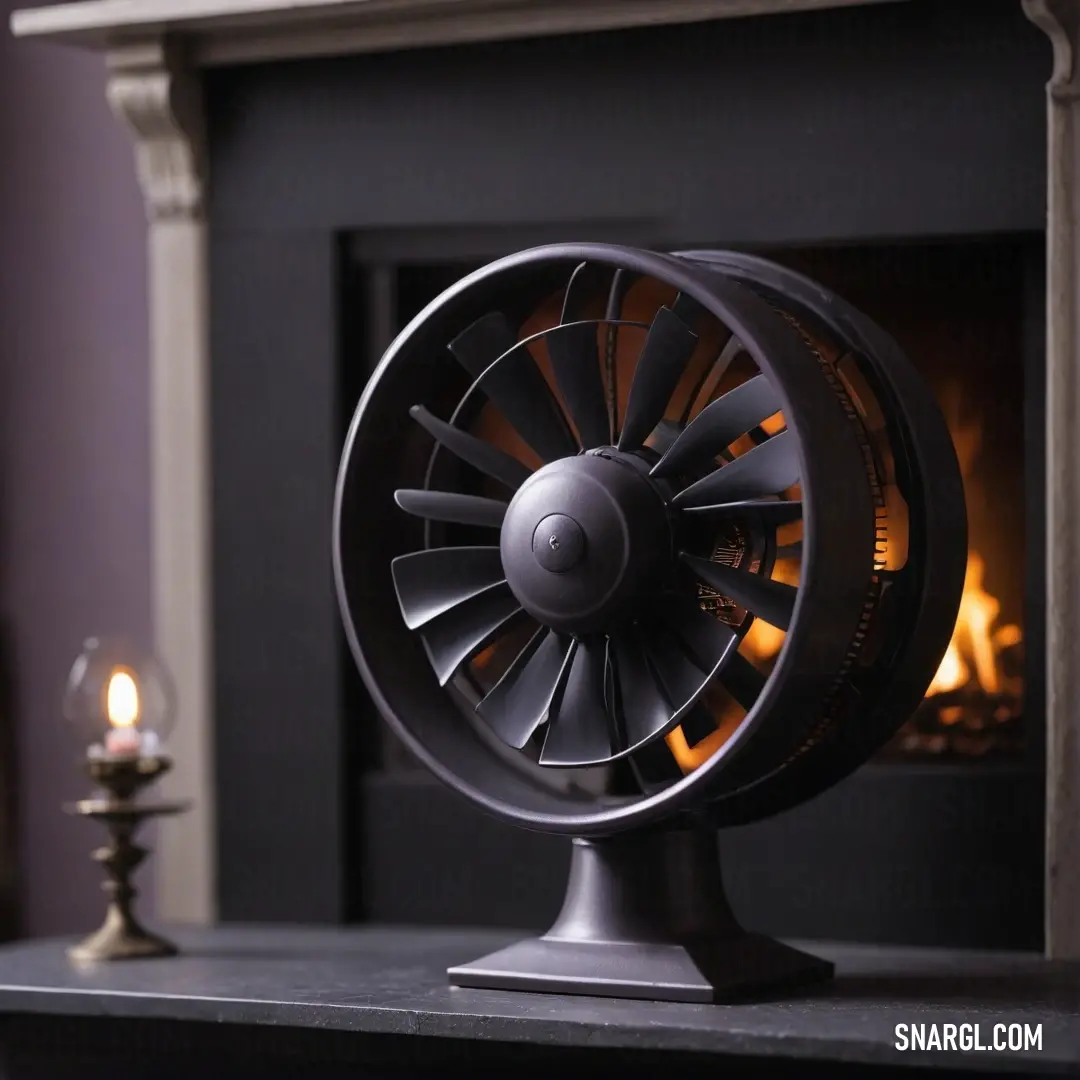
884, 687, 1024, 759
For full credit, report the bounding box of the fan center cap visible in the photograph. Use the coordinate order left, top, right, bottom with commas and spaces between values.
501, 451, 670, 634
532, 514, 584, 573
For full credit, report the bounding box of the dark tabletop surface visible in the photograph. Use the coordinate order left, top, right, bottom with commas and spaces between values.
0, 925, 1076, 1073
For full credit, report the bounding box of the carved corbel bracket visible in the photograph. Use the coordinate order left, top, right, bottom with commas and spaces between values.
105, 39, 207, 222
1025, 0, 1080, 99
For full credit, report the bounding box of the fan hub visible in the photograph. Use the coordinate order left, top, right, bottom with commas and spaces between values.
501, 451, 669, 634
532, 514, 585, 573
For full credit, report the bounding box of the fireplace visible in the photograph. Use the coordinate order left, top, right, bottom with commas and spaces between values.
200, 1, 1050, 949
15, 0, 1077, 957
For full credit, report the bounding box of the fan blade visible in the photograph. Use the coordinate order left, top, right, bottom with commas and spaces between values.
449, 311, 518, 373
720, 651, 767, 712
656, 596, 739, 677
679, 700, 723, 747
649, 419, 682, 456
634, 597, 740, 737
544, 322, 611, 448
639, 622, 715, 725
450, 312, 578, 462
562, 262, 614, 323
652, 375, 783, 478
673, 431, 799, 507
682, 498, 803, 524
420, 584, 523, 686
617, 307, 699, 451
602, 272, 636, 429
627, 705, 716, 789
391, 546, 504, 630
602, 636, 621, 735
681, 554, 798, 631
682, 333, 741, 423
540, 639, 618, 766
610, 630, 675, 751
684, 334, 745, 420
410, 405, 532, 492
394, 489, 508, 528
604, 269, 637, 321
476, 628, 574, 748
629, 738, 684, 788
671, 290, 706, 328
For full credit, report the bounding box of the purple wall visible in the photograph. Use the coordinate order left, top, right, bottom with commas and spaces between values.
0, 9, 153, 936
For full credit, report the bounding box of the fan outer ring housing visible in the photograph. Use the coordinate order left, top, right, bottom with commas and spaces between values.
676, 251, 966, 824
333, 243, 963, 836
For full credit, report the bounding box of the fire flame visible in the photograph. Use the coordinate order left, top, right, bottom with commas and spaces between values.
927, 551, 1021, 697
925, 384, 1021, 702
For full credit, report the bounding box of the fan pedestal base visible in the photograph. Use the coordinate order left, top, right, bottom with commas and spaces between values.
448, 827, 832, 1003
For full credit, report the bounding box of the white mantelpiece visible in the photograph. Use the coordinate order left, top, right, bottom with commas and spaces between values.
11, 0, 899, 65
10, 0, 1080, 956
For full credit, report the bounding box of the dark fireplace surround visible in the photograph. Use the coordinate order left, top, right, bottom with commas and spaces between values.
209, 1, 1049, 950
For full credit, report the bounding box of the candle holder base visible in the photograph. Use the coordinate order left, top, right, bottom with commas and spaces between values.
85, 754, 172, 802
68, 907, 178, 963
66, 754, 189, 963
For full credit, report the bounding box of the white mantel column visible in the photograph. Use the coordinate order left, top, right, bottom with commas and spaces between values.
106, 40, 216, 925
1023, 0, 1080, 960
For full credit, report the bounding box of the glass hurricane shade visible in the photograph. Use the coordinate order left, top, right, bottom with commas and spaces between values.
63, 637, 176, 758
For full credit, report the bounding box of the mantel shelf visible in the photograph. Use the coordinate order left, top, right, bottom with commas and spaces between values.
0, 925, 1075, 1074
10, 0, 901, 66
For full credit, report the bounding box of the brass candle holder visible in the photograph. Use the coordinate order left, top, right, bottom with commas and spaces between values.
62, 636, 189, 963
66, 755, 189, 963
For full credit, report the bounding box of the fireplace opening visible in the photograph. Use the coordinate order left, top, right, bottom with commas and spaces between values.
338, 233, 1043, 943
342, 238, 1033, 769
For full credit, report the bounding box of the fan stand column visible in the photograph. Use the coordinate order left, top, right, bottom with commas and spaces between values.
448, 825, 832, 1003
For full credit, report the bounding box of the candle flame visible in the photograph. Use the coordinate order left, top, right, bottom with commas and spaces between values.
106, 669, 140, 729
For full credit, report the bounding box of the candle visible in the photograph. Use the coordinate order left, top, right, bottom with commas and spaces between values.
103, 668, 143, 758
64, 638, 176, 765
104, 726, 142, 757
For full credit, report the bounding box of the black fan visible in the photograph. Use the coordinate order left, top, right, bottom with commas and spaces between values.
334, 244, 966, 1002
